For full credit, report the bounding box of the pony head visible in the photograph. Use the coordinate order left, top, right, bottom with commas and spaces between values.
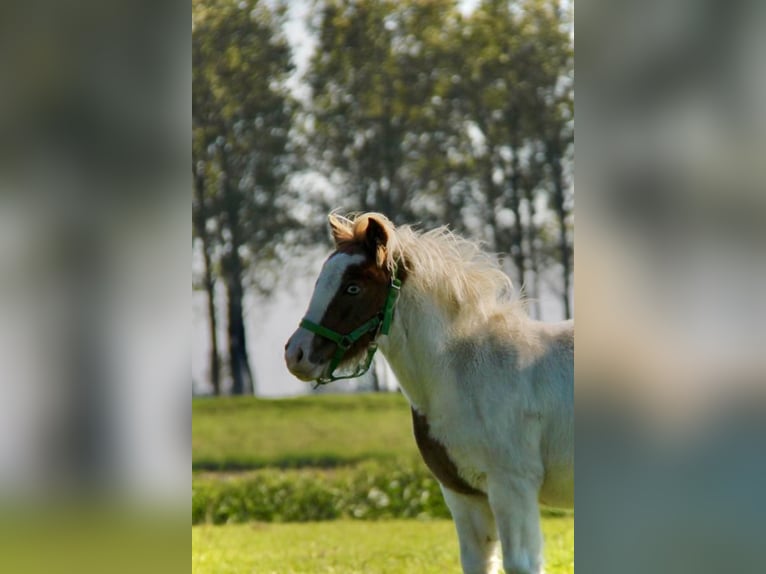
284, 213, 400, 383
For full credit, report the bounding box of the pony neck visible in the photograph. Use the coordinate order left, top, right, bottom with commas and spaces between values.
378, 284, 453, 412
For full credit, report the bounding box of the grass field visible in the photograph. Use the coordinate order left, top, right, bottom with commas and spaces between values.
193, 394, 418, 470
192, 517, 574, 574
193, 394, 573, 573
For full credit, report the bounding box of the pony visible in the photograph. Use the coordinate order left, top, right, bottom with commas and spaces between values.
285, 213, 573, 574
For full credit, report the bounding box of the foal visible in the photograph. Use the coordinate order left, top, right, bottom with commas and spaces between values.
285, 213, 573, 574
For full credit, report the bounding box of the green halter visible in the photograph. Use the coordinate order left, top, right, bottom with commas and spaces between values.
299, 265, 402, 386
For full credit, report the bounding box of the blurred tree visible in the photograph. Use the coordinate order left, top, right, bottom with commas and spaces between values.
306, 0, 464, 226
454, 0, 573, 315
307, 0, 572, 318
537, 0, 574, 319
520, 0, 573, 318
193, 152, 221, 395
193, 0, 299, 394
193, 14, 222, 395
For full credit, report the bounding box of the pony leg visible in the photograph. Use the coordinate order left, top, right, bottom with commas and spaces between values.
487, 475, 544, 574
441, 487, 500, 574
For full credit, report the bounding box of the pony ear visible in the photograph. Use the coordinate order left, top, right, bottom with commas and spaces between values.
364, 216, 389, 267
328, 213, 351, 247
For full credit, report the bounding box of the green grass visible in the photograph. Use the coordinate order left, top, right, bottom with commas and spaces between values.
192, 394, 418, 470
193, 393, 573, 572
192, 517, 574, 574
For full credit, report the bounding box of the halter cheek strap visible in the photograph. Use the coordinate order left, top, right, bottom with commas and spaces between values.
299, 266, 402, 386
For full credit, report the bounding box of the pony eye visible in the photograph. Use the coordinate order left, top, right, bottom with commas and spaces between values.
346, 284, 361, 295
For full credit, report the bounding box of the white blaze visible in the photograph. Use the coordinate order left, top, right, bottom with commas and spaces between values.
304, 252, 366, 323
285, 252, 366, 379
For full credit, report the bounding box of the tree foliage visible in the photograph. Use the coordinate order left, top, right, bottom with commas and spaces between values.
193, 0, 299, 394
306, 0, 573, 312
306, 0, 467, 225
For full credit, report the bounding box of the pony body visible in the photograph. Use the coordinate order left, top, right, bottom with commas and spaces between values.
285, 213, 573, 574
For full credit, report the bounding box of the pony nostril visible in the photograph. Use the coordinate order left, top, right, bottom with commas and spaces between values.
296, 348, 304, 362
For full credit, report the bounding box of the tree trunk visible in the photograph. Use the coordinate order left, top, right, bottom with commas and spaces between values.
547, 138, 572, 319
507, 145, 526, 290
523, 182, 542, 319
219, 144, 255, 395
480, 136, 504, 254
204, 265, 221, 395
192, 159, 221, 395
225, 271, 254, 395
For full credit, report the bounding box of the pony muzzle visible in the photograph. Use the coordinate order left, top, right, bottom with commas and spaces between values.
284, 329, 327, 382
296, 316, 383, 385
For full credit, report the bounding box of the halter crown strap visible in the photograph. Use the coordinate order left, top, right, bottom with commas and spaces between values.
380, 277, 401, 335
299, 263, 402, 385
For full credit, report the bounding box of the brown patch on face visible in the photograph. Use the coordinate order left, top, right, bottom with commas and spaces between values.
411, 408, 485, 497
307, 248, 392, 366
310, 212, 409, 370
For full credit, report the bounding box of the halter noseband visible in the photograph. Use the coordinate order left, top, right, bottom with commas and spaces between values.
299, 264, 402, 386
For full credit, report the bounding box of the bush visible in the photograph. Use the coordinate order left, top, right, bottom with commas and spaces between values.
192, 460, 450, 524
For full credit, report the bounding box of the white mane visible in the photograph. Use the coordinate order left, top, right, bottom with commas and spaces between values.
391, 224, 524, 321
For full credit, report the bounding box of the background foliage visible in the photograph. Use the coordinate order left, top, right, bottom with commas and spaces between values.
192, 0, 573, 395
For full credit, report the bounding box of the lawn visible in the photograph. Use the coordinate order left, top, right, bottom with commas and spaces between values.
193, 394, 419, 470
192, 517, 574, 574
